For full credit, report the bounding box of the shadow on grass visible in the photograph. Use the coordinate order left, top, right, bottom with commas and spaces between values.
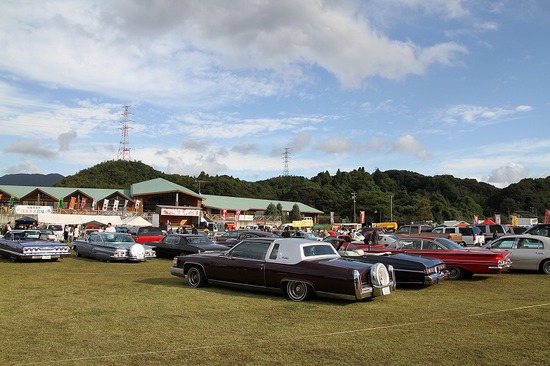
136, 277, 185, 287
136, 277, 357, 305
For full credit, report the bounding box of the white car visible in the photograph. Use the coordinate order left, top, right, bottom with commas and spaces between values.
45, 224, 64, 241
482, 234, 550, 274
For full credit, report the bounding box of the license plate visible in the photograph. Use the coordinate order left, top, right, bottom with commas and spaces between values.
382, 287, 390, 295
42, 255, 52, 260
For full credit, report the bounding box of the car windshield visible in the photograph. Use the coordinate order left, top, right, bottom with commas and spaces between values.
187, 236, 214, 244
103, 233, 135, 243
23, 231, 41, 239
435, 238, 465, 250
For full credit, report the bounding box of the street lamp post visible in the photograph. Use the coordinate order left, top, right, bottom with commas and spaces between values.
390, 194, 393, 222
351, 192, 357, 223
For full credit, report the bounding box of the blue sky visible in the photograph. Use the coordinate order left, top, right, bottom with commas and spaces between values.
1, 0, 549, 188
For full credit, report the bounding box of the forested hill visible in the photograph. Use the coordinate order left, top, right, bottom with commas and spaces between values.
54, 160, 550, 225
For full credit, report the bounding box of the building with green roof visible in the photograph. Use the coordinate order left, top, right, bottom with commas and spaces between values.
0, 178, 323, 229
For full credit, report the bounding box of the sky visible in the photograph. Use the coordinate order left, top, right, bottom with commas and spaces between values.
1, 0, 549, 189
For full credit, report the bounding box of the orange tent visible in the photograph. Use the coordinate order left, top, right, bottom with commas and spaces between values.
480, 218, 496, 225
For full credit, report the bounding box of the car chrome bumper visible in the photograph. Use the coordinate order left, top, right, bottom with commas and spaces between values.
424, 271, 448, 285
488, 260, 512, 271
354, 266, 396, 300
170, 266, 185, 278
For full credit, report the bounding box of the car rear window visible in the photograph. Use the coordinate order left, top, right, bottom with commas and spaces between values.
459, 227, 473, 235
138, 227, 163, 235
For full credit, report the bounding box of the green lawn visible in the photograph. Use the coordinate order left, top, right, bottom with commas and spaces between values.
1, 255, 548, 366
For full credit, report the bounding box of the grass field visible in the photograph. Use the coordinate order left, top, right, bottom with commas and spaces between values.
1, 255, 548, 366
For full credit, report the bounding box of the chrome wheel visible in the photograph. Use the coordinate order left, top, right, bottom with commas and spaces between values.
286, 281, 311, 301
187, 266, 207, 288
448, 267, 462, 280
541, 260, 550, 275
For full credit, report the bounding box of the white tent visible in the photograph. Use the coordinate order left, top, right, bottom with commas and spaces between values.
37, 214, 123, 226
122, 216, 152, 227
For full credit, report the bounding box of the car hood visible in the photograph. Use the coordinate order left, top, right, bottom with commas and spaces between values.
360, 252, 444, 268
190, 243, 230, 252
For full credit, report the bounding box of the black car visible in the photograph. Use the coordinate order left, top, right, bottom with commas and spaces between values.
523, 224, 550, 237
331, 238, 447, 285
222, 230, 279, 247
144, 234, 228, 258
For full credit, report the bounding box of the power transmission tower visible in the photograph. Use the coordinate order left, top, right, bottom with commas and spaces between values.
283, 147, 290, 176
117, 105, 132, 160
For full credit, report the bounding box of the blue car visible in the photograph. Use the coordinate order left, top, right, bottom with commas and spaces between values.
0, 230, 71, 261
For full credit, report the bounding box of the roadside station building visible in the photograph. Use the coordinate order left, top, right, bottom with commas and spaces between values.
0, 178, 323, 230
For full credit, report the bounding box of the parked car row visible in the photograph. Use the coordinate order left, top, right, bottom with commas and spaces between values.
3, 226, 550, 304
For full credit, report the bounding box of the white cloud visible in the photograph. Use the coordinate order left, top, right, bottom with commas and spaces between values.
4, 159, 42, 175
4, 139, 58, 159
393, 135, 431, 159
436, 104, 533, 126
0, 0, 468, 107
486, 163, 529, 187
315, 137, 354, 154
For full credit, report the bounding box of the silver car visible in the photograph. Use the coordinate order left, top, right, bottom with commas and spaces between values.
72, 232, 156, 262
482, 234, 550, 274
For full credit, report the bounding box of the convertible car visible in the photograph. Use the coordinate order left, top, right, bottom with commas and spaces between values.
330, 239, 447, 285
350, 236, 512, 280
72, 232, 156, 262
482, 234, 550, 274
143, 234, 228, 258
0, 230, 71, 261
171, 238, 396, 301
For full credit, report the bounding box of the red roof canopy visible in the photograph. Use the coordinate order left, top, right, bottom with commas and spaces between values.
480, 218, 496, 225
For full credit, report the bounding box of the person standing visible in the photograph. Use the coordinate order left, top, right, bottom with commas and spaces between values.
371, 229, 380, 245
105, 223, 116, 233
282, 226, 291, 238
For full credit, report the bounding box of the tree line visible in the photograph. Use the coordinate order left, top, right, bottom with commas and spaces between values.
55, 160, 550, 225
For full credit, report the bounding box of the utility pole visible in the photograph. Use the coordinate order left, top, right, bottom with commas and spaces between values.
390, 194, 393, 222
351, 192, 357, 223
195, 180, 209, 195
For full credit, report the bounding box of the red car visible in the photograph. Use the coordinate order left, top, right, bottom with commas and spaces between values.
348, 236, 511, 280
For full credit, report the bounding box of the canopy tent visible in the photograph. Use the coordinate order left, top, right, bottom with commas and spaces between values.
37, 214, 123, 226
14, 216, 38, 229
312, 223, 329, 230
480, 218, 496, 225
15, 216, 38, 224
82, 220, 105, 230
121, 216, 152, 227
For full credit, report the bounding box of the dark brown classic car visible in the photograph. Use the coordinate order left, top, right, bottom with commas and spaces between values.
171, 238, 396, 301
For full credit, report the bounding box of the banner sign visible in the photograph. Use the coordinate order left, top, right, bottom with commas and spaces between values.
113, 199, 119, 211
360, 211, 365, 224
222, 209, 227, 221
14, 205, 53, 215
80, 198, 87, 210
69, 197, 77, 210
235, 210, 241, 221
545, 209, 550, 224
160, 208, 201, 216
102, 200, 109, 211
